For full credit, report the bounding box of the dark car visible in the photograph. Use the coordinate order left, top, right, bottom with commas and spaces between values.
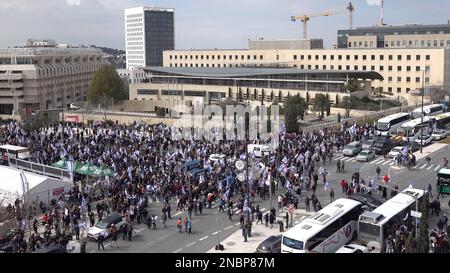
34, 244, 67, 253
371, 140, 394, 155
405, 141, 420, 153
256, 235, 282, 253
349, 193, 383, 211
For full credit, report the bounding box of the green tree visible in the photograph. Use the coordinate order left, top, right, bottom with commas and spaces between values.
284, 95, 307, 134
86, 66, 127, 107
343, 81, 359, 92
335, 94, 340, 106
415, 197, 430, 253
313, 94, 330, 119
340, 96, 352, 118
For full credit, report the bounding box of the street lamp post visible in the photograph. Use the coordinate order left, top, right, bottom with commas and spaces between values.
421, 70, 424, 154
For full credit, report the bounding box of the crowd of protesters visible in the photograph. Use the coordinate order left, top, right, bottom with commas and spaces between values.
0, 117, 447, 253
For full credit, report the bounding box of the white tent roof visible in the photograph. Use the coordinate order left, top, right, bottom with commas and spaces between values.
0, 165, 48, 197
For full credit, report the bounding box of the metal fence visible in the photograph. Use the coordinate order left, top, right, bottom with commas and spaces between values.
8, 157, 72, 181
302, 105, 420, 132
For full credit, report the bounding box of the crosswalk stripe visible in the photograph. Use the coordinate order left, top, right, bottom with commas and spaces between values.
434, 165, 441, 171
420, 164, 427, 169
260, 208, 266, 212
382, 160, 391, 165
372, 158, 385, 164
235, 223, 240, 226
224, 225, 233, 230
186, 242, 196, 247
212, 231, 221, 235
389, 162, 394, 166
199, 236, 209, 241
427, 165, 433, 170
173, 248, 183, 253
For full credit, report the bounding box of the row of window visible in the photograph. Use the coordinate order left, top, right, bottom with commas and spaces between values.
126, 14, 143, 19
349, 40, 375, 48
127, 37, 143, 41
127, 42, 144, 46
386, 76, 429, 83
126, 23, 143, 28
126, 27, 143, 32
385, 39, 450, 48
169, 53, 431, 62
170, 54, 264, 61
127, 32, 143, 37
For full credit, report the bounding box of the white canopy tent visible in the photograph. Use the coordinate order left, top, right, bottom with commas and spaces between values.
0, 165, 73, 207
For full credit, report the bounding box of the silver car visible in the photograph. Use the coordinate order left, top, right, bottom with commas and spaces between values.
343, 142, 362, 156
356, 150, 376, 162
431, 129, 447, 140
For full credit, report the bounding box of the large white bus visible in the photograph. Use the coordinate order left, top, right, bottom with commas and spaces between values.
433, 112, 450, 130
375, 112, 410, 136
357, 188, 426, 252
281, 199, 365, 253
410, 104, 443, 119
397, 116, 435, 142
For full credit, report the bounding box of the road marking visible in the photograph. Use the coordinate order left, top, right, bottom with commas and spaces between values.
434, 165, 441, 171
294, 221, 300, 224
185, 242, 196, 247
427, 165, 433, 170
233, 208, 239, 212
173, 248, 182, 253
389, 162, 394, 166
199, 236, 209, 241
413, 164, 420, 169
135, 228, 144, 233
382, 160, 391, 165
260, 208, 266, 212
224, 225, 233, 230
212, 231, 221, 235
235, 223, 240, 226
173, 211, 183, 217
420, 164, 427, 169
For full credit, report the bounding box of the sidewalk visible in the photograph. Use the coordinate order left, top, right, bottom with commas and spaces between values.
413, 143, 447, 161
207, 208, 313, 253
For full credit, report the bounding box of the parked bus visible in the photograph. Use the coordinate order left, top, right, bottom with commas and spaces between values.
433, 112, 450, 130
437, 168, 450, 194
0, 144, 30, 163
357, 188, 426, 252
375, 112, 410, 136
410, 104, 443, 119
397, 116, 435, 142
281, 199, 364, 253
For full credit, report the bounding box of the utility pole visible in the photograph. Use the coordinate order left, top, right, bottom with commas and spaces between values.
421, 70, 424, 153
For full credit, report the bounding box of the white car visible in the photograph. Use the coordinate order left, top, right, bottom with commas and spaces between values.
431, 129, 447, 140
356, 150, 376, 162
388, 146, 404, 158
335, 243, 368, 253
414, 134, 433, 146
209, 154, 226, 163
87, 213, 127, 241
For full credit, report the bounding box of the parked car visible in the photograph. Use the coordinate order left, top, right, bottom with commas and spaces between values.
256, 235, 282, 253
431, 129, 447, 140
371, 140, 394, 155
356, 150, 376, 162
414, 134, 433, 146
388, 146, 404, 158
335, 243, 368, 253
87, 213, 127, 241
362, 139, 376, 150
34, 244, 67, 253
343, 141, 362, 157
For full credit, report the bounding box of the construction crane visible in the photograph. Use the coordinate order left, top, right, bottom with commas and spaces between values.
291, 2, 354, 39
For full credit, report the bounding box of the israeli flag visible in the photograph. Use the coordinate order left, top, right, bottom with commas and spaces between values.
66, 160, 74, 181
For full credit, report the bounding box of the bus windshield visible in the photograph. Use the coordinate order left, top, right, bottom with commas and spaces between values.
437, 173, 450, 185
282, 236, 304, 250
359, 222, 380, 239
376, 122, 390, 131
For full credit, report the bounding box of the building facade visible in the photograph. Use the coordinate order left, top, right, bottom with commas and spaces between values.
337, 24, 450, 49
0, 42, 108, 117
163, 48, 450, 102
129, 67, 382, 108
248, 38, 323, 50
125, 6, 175, 69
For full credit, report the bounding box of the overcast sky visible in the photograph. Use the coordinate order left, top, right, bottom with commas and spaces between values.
1, 0, 450, 50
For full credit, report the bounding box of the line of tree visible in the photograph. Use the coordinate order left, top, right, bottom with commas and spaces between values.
313, 93, 331, 119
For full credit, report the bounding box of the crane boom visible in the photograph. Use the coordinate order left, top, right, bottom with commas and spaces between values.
291, 2, 354, 39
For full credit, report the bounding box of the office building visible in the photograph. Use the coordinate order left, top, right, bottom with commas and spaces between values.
129, 66, 382, 107
163, 47, 450, 103
337, 23, 450, 49
0, 40, 108, 117
125, 6, 175, 69
248, 38, 323, 50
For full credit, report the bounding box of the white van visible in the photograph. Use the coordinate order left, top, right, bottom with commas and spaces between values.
247, 144, 272, 158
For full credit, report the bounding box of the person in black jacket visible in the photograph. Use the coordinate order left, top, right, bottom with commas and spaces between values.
269, 212, 275, 229
264, 212, 269, 227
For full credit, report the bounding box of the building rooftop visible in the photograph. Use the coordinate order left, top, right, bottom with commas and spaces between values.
0, 47, 103, 56
143, 66, 383, 80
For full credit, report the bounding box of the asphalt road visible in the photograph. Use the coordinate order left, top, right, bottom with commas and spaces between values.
85, 142, 450, 253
